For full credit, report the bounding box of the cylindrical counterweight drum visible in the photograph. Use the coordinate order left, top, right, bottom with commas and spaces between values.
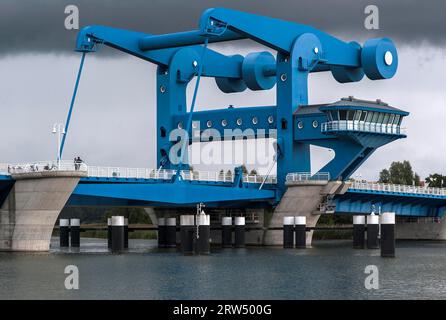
283, 216, 294, 248
107, 218, 112, 249
59, 219, 70, 247
295, 216, 306, 249
180, 215, 195, 254
353, 216, 366, 249
70, 218, 80, 248
165, 217, 177, 248
221, 217, 233, 248
157, 217, 166, 248
366, 214, 380, 249
196, 214, 210, 254
234, 217, 245, 248
111, 216, 125, 253
380, 212, 395, 258
124, 218, 129, 249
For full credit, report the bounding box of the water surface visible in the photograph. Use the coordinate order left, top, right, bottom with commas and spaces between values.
1, 238, 445, 299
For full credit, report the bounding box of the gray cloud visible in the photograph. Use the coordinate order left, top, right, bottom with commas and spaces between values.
0, 0, 445, 55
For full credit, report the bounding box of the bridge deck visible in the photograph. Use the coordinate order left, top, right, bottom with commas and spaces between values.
2, 162, 446, 216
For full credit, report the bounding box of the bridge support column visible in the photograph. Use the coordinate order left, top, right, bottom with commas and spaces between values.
0, 171, 85, 252
263, 180, 350, 246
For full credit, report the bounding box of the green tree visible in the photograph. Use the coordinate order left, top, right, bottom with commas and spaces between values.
378, 161, 420, 185
379, 169, 390, 183
425, 173, 446, 188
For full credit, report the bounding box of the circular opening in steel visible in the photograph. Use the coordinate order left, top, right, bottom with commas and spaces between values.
384, 51, 393, 66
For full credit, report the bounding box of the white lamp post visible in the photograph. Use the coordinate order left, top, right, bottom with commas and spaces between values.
52, 123, 66, 169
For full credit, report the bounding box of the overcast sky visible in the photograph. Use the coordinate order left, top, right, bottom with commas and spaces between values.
1, 0, 445, 180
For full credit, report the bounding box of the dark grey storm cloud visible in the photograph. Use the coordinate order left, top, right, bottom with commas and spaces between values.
0, 0, 445, 55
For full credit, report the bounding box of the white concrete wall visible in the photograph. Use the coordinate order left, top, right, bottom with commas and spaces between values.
0, 173, 82, 251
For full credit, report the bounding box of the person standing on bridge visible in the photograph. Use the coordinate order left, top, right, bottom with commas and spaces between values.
74, 157, 83, 170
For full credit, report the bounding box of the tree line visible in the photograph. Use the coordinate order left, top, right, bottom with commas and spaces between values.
378, 160, 445, 188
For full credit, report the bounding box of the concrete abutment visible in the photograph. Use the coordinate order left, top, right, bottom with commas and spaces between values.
0, 171, 85, 251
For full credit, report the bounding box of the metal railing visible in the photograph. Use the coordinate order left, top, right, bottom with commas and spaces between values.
350, 181, 446, 196
0, 161, 277, 185
87, 165, 276, 184
286, 172, 330, 182
0, 163, 9, 175
321, 120, 406, 135
1, 160, 87, 174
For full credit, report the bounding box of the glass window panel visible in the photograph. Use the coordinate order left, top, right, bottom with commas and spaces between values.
377, 113, 384, 124
331, 111, 338, 120
371, 112, 379, 123
354, 110, 362, 121
339, 110, 347, 120
393, 114, 400, 125
365, 111, 373, 122
360, 111, 367, 121
389, 114, 395, 125
383, 113, 390, 124
327, 112, 333, 122
347, 110, 355, 120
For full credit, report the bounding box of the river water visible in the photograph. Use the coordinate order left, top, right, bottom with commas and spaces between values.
0, 238, 445, 299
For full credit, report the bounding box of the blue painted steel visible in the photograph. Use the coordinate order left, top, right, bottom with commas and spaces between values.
71, 181, 276, 206
178, 37, 209, 172
70, 8, 405, 206
139, 29, 244, 51
333, 191, 446, 217
60, 52, 86, 158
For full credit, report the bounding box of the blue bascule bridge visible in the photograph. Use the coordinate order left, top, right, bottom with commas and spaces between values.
1, 8, 446, 251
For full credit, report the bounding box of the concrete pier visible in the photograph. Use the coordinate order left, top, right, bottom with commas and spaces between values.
263, 180, 350, 246
0, 170, 85, 251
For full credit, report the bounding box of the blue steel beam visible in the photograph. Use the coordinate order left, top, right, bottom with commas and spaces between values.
71, 181, 276, 206
139, 29, 245, 51
76, 26, 241, 78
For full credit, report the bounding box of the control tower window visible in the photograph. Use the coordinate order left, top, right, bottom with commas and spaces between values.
331, 111, 339, 120
383, 113, 390, 124
389, 114, 395, 125
347, 110, 355, 121
360, 111, 367, 121
377, 113, 384, 124
354, 110, 362, 121
393, 114, 400, 125
371, 112, 379, 123
365, 112, 373, 123
339, 110, 347, 120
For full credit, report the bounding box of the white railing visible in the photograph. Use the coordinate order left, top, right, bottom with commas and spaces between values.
350, 181, 446, 196
87, 165, 276, 184
0, 163, 9, 175
1, 160, 87, 174
286, 172, 330, 182
0, 160, 276, 185
321, 120, 406, 135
